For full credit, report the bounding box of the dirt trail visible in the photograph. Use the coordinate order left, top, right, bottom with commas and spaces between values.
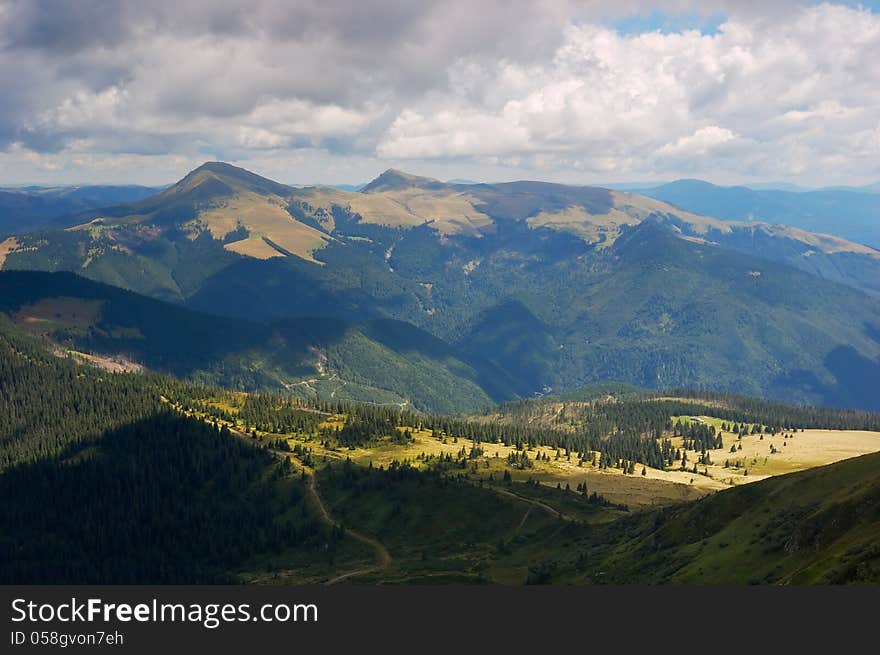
514, 506, 533, 534
222, 423, 392, 584
492, 486, 576, 523
301, 468, 392, 584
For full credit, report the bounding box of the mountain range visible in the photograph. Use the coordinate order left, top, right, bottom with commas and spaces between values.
0, 184, 162, 237
634, 178, 880, 250
2, 162, 879, 410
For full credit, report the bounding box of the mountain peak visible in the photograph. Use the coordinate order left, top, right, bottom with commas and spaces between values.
191, 161, 245, 175
167, 161, 292, 199
361, 169, 446, 193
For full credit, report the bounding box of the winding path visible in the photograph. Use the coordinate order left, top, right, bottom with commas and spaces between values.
491, 486, 577, 523
232, 426, 392, 583
299, 467, 392, 585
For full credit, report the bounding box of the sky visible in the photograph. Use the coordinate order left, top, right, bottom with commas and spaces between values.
0, 0, 878, 187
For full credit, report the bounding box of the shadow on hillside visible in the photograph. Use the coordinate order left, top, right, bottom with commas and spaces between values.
0, 412, 314, 584
824, 345, 880, 411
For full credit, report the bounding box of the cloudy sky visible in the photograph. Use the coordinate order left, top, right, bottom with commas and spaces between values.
0, 0, 878, 187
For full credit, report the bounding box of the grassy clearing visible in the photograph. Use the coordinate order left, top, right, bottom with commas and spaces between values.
173, 393, 880, 584
261, 423, 715, 508
671, 415, 880, 483
180, 395, 880, 514
0, 237, 19, 267
13, 297, 103, 336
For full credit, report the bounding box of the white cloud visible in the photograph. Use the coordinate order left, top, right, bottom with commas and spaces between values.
657, 126, 738, 157
377, 3, 880, 184
0, 1, 878, 186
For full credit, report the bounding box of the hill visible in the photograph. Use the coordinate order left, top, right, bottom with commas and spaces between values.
0, 270, 517, 413
3, 163, 880, 409
161, 383, 880, 583
2, 321, 879, 584
0, 328, 370, 582
555, 450, 880, 584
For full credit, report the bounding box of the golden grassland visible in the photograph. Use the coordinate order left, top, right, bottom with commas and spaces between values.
672, 415, 880, 483
173, 397, 880, 511
195, 192, 332, 262
527, 206, 640, 247
0, 236, 19, 266
297, 187, 492, 237
337, 426, 721, 507
209, 409, 716, 508
286, 417, 880, 508
224, 235, 286, 259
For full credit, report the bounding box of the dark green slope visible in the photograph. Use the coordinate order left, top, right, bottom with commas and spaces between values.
564, 221, 880, 407
0, 271, 516, 413
109, 215, 880, 409
5, 163, 880, 410
560, 451, 880, 584
453, 221, 880, 409
0, 329, 346, 583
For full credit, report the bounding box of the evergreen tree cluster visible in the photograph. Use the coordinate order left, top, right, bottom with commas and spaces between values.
0, 327, 164, 470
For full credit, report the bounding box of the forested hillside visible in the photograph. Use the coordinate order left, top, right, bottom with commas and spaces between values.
550, 451, 880, 584
4, 163, 880, 410
0, 270, 517, 413
2, 320, 880, 584
0, 323, 337, 583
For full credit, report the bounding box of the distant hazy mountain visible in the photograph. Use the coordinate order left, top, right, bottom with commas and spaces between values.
598, 181, 672, 191
634, 178, 880, 248
3, 162, 879, 409
0, 184, 162, 236
738, 182, 813, 192
818, 182, 880, 194
326, 183, 364, 192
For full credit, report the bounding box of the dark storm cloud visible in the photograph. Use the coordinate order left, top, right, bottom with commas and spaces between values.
3, 0, 136, 52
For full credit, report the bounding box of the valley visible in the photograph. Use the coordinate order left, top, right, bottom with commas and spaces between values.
1, 162, 879, 586
2, 304, 880, 584
171, 388, 880, 510
161, 382, 880, 584
2, 163, 879, 411
4, 0, 880, 604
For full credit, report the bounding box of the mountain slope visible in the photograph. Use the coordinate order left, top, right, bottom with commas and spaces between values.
293, 173, 880, 291
0, 270, 516, 413
562, 450, 880, 584
4, 163, 880, 409
455, 220, 880, 409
